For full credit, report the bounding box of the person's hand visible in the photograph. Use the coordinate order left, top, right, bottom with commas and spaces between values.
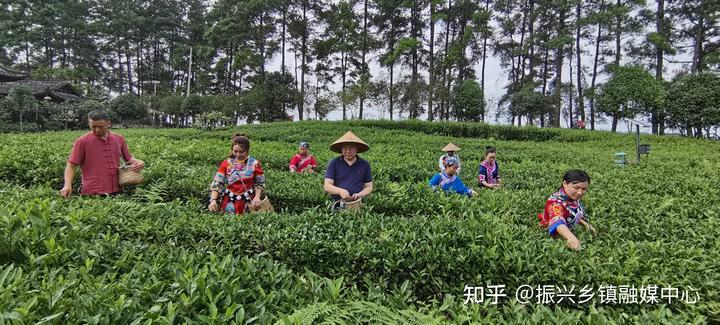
493, 183, 502, 189
129, 159, 145, 172
339, 190, 352, 200
60, 186, 72, 198
307, 168, 316, 174
566, 238, 581, 251
251, 196, 262, 209
585, 223, 596, 235
208, 200, 219, 212
351, 193, 364, 201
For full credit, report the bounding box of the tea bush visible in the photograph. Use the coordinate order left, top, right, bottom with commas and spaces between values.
1, 119, 719, 323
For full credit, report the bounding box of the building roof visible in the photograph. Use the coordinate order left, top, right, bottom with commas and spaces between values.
0, 80, 83, 102
0, 66, 29, 82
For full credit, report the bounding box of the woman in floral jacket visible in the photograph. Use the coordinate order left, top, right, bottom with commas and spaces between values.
208, 133, 265, 215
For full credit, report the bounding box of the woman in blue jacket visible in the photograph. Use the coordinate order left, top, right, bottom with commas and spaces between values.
429, 157, 475, 197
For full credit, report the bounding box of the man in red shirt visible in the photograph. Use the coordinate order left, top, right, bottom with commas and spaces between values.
60, 110, 145, 197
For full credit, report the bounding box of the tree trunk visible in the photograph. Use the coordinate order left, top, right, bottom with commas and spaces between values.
259, 13, 267, 76
117, 50, 125, 93
612, 114, 618, 132
389, 63, 394, 120
60, 29, 67, 68
240, 63, 246, 91
576, 0, 585, 124
315, 79, 320, 120
342, 50, 347, 120
360, 0, 369, 119
410, 0, 420, 118
446, 66, 453, 120
517, 0, 528, 84
136, 42, 142, 96
553, 9, 565, 128
456, 16, 468, 84
568, 58, 574, 127
187, 46, 192, 96
444, 0, 453, 121
45, 35, 53, 67
541, 46, 549, 127
281, 0, 287, 73
526, 0, 536, 124
653, 0, 665, 134
614, 0, 621, 66
446, 10, 458, 121
481, 0, 490, 92
589, 0, 604, 131
227, 46, 233, 95
126, 46, 134, 94
428, 0, 435, 121
691, 14, 704, 73
25, 38, 30, 66
299, 0, 308, 121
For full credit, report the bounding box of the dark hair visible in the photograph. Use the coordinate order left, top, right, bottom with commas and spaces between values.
563, 169, 590, 184
88, 110, 110, 121
484, 146, 496, 158
228, 133, 250, 158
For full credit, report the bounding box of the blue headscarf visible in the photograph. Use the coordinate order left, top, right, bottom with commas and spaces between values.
444, 156, 459, 167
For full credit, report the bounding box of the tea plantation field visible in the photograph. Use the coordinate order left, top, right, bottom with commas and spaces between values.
1, 120, 719, 324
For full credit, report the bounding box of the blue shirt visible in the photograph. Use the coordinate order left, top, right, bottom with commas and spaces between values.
428, 172, 473, 197
325, 156, 372, 200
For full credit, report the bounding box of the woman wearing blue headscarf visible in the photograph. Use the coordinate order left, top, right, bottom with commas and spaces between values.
429, 157, 475, 197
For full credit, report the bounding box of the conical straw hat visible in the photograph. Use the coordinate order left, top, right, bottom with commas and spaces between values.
441, 142, 460, 152
330, 131, 370, 153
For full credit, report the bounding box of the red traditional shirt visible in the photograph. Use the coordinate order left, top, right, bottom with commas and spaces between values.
210, 156, 265, 214
68, 131, 132, 195
537, 188, 586, 236
289, 154, 317, 172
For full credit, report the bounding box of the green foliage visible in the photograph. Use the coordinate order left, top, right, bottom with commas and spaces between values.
666, 72, 720, 136
109, 94, 147, 123
160, 95, 186, 116
193, 111, 233, 130
598, 65, 665, 129
507, 85, 553, 119
0, 121, 719, 323
0, 86, 38, 132
52, 100, 108, 130
181, 95, 204, 117
452, 79, 485, 122
243, 72, 297, 122
280, 301, 444, 324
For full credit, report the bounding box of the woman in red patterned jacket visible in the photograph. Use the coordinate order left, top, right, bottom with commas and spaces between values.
538, 170, 596, 251
289, 141, 317, 173
208, 134, 265, 215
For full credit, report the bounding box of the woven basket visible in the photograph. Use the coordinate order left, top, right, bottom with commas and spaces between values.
343, 198, 363, 210
251, 196, 274, 213
118, 166, 144, 187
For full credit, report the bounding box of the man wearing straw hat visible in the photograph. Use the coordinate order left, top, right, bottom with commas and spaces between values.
324, 131, 373, 204
439, 142, 462, 174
